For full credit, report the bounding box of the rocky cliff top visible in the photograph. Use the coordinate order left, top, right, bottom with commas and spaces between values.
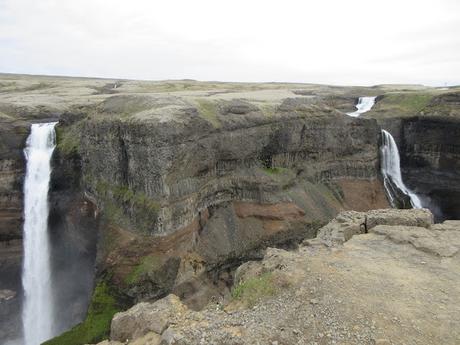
95, 208, 460, 345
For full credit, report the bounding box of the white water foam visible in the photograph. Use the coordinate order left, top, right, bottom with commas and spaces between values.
347, 96, 376, 117
380, 129, 422, 208
22, 122, 58, 345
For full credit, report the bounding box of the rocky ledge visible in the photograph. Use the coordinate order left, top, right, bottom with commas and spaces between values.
95, 208, 460, 345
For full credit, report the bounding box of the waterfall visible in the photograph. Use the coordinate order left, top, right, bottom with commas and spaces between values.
22, 122, 58, 345
380, 129, 422, 208
347, 96, 376, 117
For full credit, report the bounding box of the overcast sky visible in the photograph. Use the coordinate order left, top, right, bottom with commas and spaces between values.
0, 0, 459, 86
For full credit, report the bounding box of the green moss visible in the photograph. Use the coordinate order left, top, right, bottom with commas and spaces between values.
92, 179, 159, 233
125, 255, 161, 285
196, 99, 221, 127
371, 92, 434, 118
263, 167, 286, 175
231, 273, 276, 307
55, 125, 81, 155
42, 282, 121, 345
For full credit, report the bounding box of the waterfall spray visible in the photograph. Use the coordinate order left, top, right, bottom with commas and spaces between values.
380, 129, 422, 208
22, 122, 58, 345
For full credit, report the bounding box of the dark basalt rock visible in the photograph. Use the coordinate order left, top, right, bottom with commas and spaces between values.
400, 116, 460, 221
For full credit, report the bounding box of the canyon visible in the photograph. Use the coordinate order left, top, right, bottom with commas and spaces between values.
0, 74, 458, 344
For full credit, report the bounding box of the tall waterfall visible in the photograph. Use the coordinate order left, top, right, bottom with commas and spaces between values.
380, 129, 422, 208
347, 96, 376, 117
22, 122, 58, 345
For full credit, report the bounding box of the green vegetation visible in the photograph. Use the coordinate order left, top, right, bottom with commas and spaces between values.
42, 282, 121, 345
261, 166, 297, 190
231, 273, 276, 307
125, 255, 161, 285
96, 181, 159, 214
91, 179, 159, 233
195, 99, 221, 127
55, 125, 81, 155
370, 92, 434, 118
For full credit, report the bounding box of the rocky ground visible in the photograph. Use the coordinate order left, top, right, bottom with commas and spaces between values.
94, 208, 460, 345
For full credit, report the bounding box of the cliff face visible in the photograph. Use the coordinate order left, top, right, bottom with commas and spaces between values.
401, 116, 460, 220
0, 117, 28, 341
48, 145, 100, 336
366, 91, 460, 221
80, 97, 386, 236
59, 95, 390, 312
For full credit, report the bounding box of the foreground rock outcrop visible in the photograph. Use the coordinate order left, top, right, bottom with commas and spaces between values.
97, 209, 460, 345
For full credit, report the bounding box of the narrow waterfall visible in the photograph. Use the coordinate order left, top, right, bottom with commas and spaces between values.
380, 129, 422, 208
347, 96, 376, 117
22, 122, 58, 345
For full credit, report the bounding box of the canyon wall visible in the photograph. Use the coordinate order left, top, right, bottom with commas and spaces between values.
2, 75, 458, 344
56, 96, 389, 313
79, 97, 387, 236
368, 91, 460, 221
400, 116, 460, 220
0, 117, 28, 341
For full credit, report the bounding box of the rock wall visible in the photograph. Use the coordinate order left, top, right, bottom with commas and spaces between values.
0, 117, 28, 341
65, 101, 390, 310
48, 146, 100, 336
400, 116, 460, 220
79, 103, 387, 237
368, 91, 460, 221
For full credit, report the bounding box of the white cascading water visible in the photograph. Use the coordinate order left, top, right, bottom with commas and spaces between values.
22, 122, 58, 345
380, 129, 422, 208
347, 96, 377, 117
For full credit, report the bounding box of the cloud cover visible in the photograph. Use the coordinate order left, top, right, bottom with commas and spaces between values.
0, 0, 459, 85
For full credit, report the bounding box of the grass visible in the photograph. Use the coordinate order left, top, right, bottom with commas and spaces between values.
42, 282, 121, 345
231, 272, 276, 307
370, 92, 434, 118
55, 125, 81, 155
125, 255, 161, 285
195, 99, 221, 127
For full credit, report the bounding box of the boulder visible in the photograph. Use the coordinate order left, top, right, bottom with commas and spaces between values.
110, 294, 187, 342
365, 208, 433, 229
310, 208, 435, 247
309, 210, 366, 246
